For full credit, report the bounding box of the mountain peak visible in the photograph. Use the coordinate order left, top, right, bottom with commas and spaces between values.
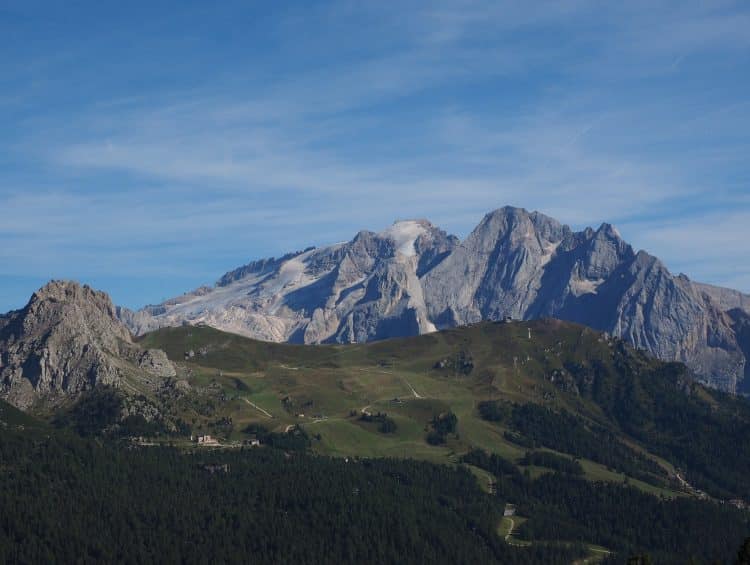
29, 280, 117, 317
1, 281, 175, 409
379, 219, 432, 257
596, 222, 623, 240
495, 205, 527, 214
392, 218, 433, 227
484, 205, 531, 221
32, 279, 84, 302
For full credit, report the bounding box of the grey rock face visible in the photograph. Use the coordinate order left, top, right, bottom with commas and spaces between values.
729, 309, 750, 394
117, 207, 750, 392
121, 220, 456, 345
423, 207, 572, 324
0, 280, 175, 409
693, 283, 750, 315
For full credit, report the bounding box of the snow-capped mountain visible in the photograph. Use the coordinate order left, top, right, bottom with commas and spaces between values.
119, 219, 457, 344
118, 207, 750, 393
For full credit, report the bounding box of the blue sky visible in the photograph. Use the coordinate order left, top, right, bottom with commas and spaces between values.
1, 1, 749, 312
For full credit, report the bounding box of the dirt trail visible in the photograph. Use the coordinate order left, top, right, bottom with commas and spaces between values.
504, 517, 515, 541
356, 368, 392, 375
404, 380, 422, 399
243, 398, 273, 418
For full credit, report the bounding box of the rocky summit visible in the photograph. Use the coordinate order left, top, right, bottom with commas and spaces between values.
0, 280, 175, 409
116, 206, 750, 393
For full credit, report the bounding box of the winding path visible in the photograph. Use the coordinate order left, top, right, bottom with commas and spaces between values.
504, 517, 515, 541
243, 398, 273, 418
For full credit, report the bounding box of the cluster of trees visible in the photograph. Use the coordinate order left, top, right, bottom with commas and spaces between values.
466, 448, 750, 565
477, 400, 511, 422
426, 411, 458, 445
509, 403, 665, 485
53, 388, 124, 435
478, 400, 665, 485
359, 412, 398, 434
462, 449, 520, 478
0, 423, 583, 565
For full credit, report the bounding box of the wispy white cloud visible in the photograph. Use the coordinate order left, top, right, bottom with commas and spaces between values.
1, 0, 749, 310
619, 210, 750, 290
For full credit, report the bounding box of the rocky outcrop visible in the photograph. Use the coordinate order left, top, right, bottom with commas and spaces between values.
117, 207, 750, 392
136, 349, 177, 378
0, 280, 175, 409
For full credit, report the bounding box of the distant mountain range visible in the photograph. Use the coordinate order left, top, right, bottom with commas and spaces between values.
0, 207, 750, 394
114, 206, 750, 393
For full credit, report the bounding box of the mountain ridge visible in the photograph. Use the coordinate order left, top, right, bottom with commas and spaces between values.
109, 206, 748, 392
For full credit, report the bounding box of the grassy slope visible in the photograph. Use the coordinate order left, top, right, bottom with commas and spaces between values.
139, 319, 693, 497
3, 318, 742, 563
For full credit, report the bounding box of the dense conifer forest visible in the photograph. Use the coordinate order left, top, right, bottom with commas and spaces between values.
1, 403, 749, 565
0, 414, 584, 564
464, 448, 750, 564
5, 320, 750, 564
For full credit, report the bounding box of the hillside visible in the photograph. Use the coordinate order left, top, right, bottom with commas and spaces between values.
138, 319, 750, 502
2, 394, 749, 564
5, 316, 750, 562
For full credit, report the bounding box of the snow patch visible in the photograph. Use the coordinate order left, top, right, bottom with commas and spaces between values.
155, 246, 326, 320
380, 220, 428, 257
271, 248, 315, 293
570, 277, 605, 296
539, 240, 561, 267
